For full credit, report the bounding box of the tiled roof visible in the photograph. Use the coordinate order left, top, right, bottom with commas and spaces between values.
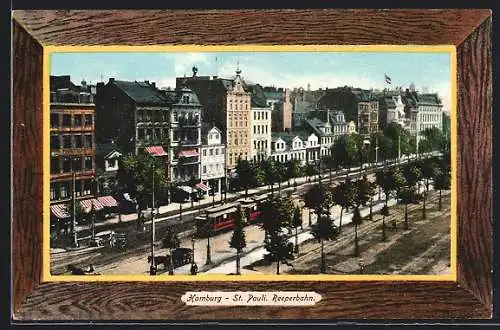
271, 132, 299, 147
305, 118, 332, 137
111, 80, 167, 105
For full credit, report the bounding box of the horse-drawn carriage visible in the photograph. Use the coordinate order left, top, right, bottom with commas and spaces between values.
92, 230, 127, 249
148, 248, 193, 270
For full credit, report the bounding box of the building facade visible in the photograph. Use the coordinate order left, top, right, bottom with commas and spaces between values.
50, 76, 96, 206
164, 86, 202, 187
200, 126, 226, 195
251, 106, 272, 162
357, 99, 379, 136
179, 67, 252, 172
270, 133, 306, 164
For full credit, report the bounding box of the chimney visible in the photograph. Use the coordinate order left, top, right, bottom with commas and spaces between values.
109, 78, 115, 83
151, 82, 156, 88
145, 80, 149, 84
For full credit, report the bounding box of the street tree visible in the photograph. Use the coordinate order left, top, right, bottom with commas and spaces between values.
287, 159, 304, 189
118, 153, 168, 230
322, 155, 337, 183
275, 161, 287, 194
433, 166, 450, 211
265, 229, 294, 275
292, 206, 302, 253
162, 227, 180, 275
311, 215, 339, 273
229, 207, 247, 275
380, 204, 390, 241
235, 158, 255, 198
390, 166, 406, 229
262, 159, 277, 196
303, 184, 334, 228
334, 178, 356, 233
419, 157, 438, 219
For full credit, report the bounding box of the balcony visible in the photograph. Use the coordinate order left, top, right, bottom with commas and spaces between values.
178, 156, 200, 166
180, 139, 200, 147
178, 117, 201, 127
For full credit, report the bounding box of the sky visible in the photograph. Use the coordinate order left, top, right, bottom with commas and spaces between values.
51, 51, 452, 111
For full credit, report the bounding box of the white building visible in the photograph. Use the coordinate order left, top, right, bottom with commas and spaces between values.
270, 133, 306, 164
200, 126, 225, 195
403, 91, 444, 139
304, 118, 336, 158
251, 106, 272, 162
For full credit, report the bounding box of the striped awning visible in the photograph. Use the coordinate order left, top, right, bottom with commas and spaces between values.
146, 146, 167, 156
51, 204, 70, 219
178, 185, 196, 194
80, 199, 105, 213
97, 196, 118, 208
178, 149, 198, 158
195, 182, 211, 192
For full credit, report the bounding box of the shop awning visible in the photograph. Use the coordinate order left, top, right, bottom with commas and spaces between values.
146, 146, 167, 156
178, 185, 196, 194
80, 199, 105, 213
195, 182, 211, 192
51, 204, 70, 219
97, 195, 118, 208
178, 149, 198, 158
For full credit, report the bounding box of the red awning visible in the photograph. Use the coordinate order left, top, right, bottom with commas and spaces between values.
195, 182, 211, 192
178, 149, 199, 157
97, 196, 118, 208
146, 146, 167, 156
51, 204, 70, 219
80, 199, 105, 213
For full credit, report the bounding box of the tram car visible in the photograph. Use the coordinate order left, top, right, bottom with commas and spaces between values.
195, 202, 239, 237
237, 196, 265, 224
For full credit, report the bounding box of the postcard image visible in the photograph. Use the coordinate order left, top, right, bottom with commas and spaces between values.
46, 48, 454, 280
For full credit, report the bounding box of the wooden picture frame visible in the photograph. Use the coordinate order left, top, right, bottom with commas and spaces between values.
12, 9, 492, 320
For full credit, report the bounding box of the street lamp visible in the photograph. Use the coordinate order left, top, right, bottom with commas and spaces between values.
205, 212, 212, 265
149, 159, 157, 276
191, 238, 196, 266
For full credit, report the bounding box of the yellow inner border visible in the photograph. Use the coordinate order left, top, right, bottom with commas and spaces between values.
43, 45, 457, 282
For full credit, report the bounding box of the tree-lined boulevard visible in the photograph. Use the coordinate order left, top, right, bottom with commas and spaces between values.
52, 124, 451, 276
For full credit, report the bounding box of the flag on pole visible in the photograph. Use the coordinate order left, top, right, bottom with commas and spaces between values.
384, 74, 392, 84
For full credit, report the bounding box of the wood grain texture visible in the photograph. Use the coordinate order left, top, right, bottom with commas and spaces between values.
11, 9, 493, 320
14, 282, 489, 320
12, 9, 491, 46
12, 20, 44, 317
457, 17, 493, 312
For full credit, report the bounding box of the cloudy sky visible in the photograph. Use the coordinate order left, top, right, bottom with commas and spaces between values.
51, 51, 452, 111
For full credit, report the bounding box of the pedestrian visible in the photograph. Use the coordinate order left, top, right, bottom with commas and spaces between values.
190, 262, 198, 275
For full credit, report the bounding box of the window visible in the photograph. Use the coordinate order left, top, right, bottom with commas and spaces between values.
74, 135, 83, 148
146, 110, 152, 121
51, 113, 59, 128
83, 179, 92, 195
155, 128, 161, 140
73, 157, 82, 171
84, 134, 92, 147
209, 149, 213, 156
62, 135, 71, 148
137, 110, 144, 121
173, 129, 180, 141
203, 150, 207, 157
51, 135, 60, 150
51, 157, 59, 174
203, 166, 207, 174
84, 156, 92, 170
162, 128, 168, 139
183, 95, 190, 104
62, 157, 71, 172
74, 115, 82, 127
60, 182, 69, 199
62, 114, 71, 127
107, 158, 116, 168
215, 148, 219, 155
84, 114, 92, 126
50, 183, 57, 200
215, 133, 219, 140
138, 129, 145, 140
172, 112, 178, 121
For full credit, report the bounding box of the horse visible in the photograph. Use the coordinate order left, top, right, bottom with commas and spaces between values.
147, 255, 170, 269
